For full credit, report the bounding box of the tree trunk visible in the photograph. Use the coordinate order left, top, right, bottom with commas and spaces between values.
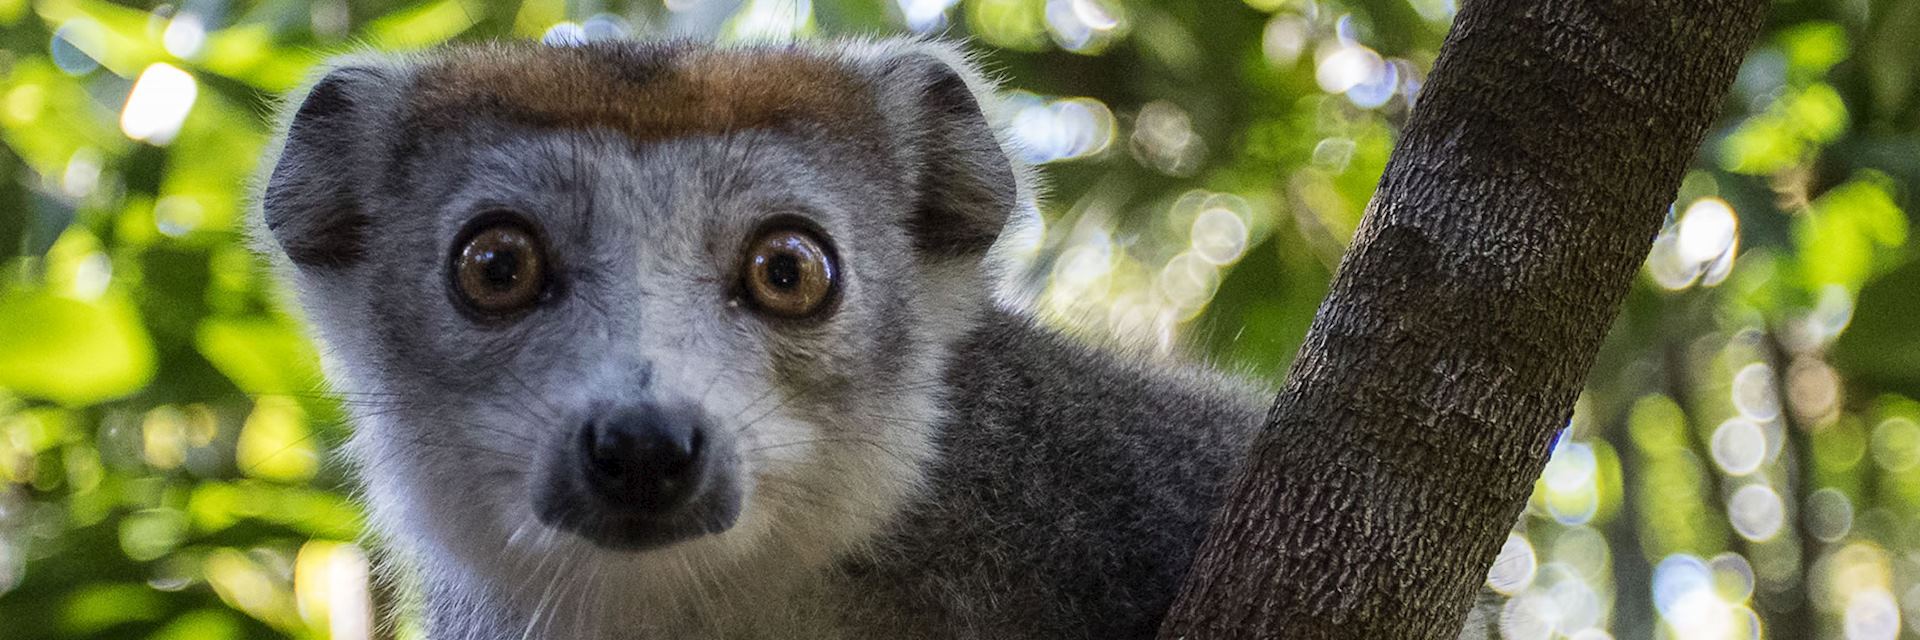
1157, 1, 1767, 638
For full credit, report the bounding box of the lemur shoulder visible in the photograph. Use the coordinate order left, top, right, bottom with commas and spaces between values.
255, 37, 1274, 639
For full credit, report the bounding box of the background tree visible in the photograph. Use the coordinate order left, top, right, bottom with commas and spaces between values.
1156, 1, 1767, 637
0, 1, 1914, 639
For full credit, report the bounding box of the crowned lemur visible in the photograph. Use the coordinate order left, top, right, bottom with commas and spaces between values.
255, 37, 1477, 639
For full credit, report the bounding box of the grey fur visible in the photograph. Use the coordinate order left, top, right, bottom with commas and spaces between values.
254, 37, 1275, 639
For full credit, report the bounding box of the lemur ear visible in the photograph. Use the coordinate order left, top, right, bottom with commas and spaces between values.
866, 46, 1023, 257
259, 63, 395, 271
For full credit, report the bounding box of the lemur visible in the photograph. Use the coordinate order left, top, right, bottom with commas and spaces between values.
254, 37, 1277, 639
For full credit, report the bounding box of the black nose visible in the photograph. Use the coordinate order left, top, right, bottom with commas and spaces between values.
580, 402, 706, 514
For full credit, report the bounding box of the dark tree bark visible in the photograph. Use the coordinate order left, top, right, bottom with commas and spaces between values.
1157, 1, 1767, 638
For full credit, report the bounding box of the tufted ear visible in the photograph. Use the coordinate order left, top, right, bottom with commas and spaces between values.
258, 62, 398, 271
864, 44, 1026, 257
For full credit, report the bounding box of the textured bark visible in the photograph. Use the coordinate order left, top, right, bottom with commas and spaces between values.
1157, 1, 1767, 638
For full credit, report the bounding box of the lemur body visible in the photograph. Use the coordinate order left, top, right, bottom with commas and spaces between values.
255, 38, 1266, 639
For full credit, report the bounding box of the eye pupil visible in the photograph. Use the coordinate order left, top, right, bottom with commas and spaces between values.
481, 249, 520, 288
766, 254, 801, 290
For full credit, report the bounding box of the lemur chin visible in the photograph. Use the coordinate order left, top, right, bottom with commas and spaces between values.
254, 37, 1272, 639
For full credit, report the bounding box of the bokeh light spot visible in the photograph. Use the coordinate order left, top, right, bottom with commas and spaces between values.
1131, 101, 1203, 176
1315, 44, 1383, 94
1647, 197, 1742, 290
1710, 552, 1757, 602
1677, 197, 1739, 265
1807, 487, 1855, 543
1728, 484, 1785, 542
1541, 439, 1600, 525
1009, 93, 1116, 163
582, 14, 631, 40
1731, 363, 1781, 422
1845, 590, 1901, 640
897, 0, 960, 32
541, 22, 589, 46
62, 148, 102, 199
1311, 137, 1356, 172
1548, 526, 1610, 582
121, 63, 199, 145
727, 0, 815, 41
1157, 251, 1221, 319
1543, 440, 1597, 493
1806, 284, 1856, 344
155, 196, 206, 237
163, 13, 207, 58
1263, 15, 1309, 67
1711, 418, 1767, 475
1500, 592, 1566, 640
1869, 418, 1920, 472
0, 537, 20, 596
295, 542, 372, 640
50, 20, 106, 75
1787, 358, 1842, 422
1486, 532, 1536, 595
1654, 554, 1714, 617
1190, 206, 1250, 265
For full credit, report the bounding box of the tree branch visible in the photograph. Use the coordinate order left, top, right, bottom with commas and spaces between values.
1157, 1, 1768, 637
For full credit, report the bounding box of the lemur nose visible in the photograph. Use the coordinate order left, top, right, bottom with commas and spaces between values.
580, 402, 705, 514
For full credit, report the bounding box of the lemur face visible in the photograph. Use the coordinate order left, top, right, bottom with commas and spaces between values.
255, 40, 1027, 602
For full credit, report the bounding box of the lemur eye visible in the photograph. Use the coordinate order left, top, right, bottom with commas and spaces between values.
741, 224, 838, 319
452, 216, 548, 317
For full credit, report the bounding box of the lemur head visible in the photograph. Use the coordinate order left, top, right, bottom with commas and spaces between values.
254, 38, 1032, 601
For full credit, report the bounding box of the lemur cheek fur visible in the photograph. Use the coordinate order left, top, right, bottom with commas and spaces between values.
254, 37, 1270, 640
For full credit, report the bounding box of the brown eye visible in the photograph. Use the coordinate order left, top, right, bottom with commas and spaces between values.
452, 219, 547, 316
742, 226, 838, 319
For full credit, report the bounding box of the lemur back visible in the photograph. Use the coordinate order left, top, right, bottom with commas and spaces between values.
253, 37, 1267, 639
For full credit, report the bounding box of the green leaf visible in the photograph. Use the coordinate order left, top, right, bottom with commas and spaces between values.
118, 507, 189, 562
966, 0, 1049, 51
1796, 171, 1909, 292
366, 0, 483, 50
194, 316, 322, 397
189, 480, 364, 540
1778, 21, 1849, 78
1833, 257, 1920, 396
59, 582, 166, 636
34, 0, 169, 77
1718, 84, 1850, 174
235, 395, 317, 483
198, 25, 321, 93
150, 609, 245, 640
0, 290, 155, 406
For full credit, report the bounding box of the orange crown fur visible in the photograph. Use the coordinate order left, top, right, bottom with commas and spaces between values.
405, 43, 884, 144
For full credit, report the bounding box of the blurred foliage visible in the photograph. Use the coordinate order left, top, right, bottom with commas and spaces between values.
0, 0, 1914, 638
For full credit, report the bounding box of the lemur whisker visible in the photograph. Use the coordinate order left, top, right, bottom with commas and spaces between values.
724, 384, 783, 429
513, 529, 571, 640
502, 368, 565, 426
238, 422, 329, 477
724, 372, 946, 439
310, 389, 417, 398
520, 547, 573, 640
697, 369, 725, 410
747, 438, 923, 468
575, 557, 606, 640
545, 550, 587, 640
753, 480, 889, 524
505, 514, 539, 551
730, 374, 906, 437
377, 415, 535, 451
384, 438, 526, 463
